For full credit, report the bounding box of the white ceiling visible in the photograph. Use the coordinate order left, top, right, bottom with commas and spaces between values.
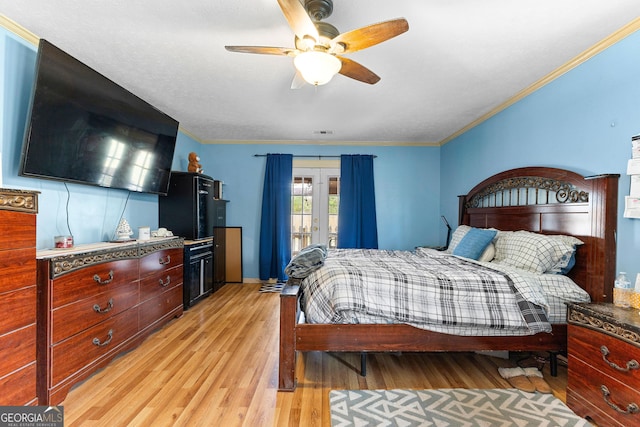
2, 1, 640, 145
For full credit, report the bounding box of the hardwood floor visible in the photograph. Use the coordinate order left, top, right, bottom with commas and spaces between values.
62, 283, 568, 426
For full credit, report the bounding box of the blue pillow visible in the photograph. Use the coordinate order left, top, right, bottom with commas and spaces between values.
452, 228, 497, 260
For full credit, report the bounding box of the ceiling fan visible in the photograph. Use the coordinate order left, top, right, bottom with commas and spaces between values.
225, 0, 409, 87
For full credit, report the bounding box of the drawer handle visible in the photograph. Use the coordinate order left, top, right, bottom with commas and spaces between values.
93, 298, 114, 314
159, 276, 171, 287
93, 270, 114, 285
159, 255, 171, 265
601, 385, 640, 415
92, 329, 113, 347
601, 346, 640, 372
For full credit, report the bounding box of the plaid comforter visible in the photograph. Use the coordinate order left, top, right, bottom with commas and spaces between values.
300, 249, 552, 336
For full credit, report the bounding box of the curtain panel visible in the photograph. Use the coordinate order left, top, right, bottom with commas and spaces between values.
338, 154, 378, 249
259, 154, 292, 281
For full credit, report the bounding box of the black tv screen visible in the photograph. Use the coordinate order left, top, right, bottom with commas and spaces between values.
19, 39, 178, 195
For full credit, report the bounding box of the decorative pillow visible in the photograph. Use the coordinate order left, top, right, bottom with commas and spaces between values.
284, 244, 328, 279
478, 243, 496, 262
493, 231, 583, 274
445, 225, 472, 254
452, 228, 498, 260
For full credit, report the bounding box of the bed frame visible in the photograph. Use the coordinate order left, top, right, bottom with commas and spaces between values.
278, 167, 619, 391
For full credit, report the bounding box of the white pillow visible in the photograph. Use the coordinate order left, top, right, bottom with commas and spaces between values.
478, 243, 496, 262
493, 230, 582, 274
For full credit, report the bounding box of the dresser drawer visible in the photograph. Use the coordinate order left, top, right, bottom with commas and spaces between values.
51, 280, 139, 343
0, 247, 35, 294
567, 387, 622, 427
52, 258, 139, 308
568, 355, 640, 426
139, 265, 183, 303
139, 248, 183, 278
0, 286, 36, 336
0, 210, 35, 250
568, 325, 640, 385
139, 284, 183, 332
51, 308, 138, 386
0, 362, 36, 406
0, 324, 36, 379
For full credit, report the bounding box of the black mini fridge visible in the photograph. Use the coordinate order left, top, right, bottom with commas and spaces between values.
158, 171, 226, 239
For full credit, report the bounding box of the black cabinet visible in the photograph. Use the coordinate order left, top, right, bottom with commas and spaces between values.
212, 201, 227, 292
213, 227, 226, 292
183, 239, 213, 309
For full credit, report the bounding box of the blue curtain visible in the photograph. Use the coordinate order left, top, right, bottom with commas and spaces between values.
259, 154, 293, 281
338, 155, 378, 249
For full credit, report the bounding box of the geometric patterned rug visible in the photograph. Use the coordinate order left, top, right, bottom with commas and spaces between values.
258, 282, 285, 293
329, 388, 593, 427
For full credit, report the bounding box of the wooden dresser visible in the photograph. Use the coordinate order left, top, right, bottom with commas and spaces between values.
36, 238, 184, 405
567, 303, 640, 426
0, 189, 38, 405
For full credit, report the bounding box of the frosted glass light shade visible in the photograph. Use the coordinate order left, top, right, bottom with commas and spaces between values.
294, 51, 341, 86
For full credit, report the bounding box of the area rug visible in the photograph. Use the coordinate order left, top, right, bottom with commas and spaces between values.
259, 282, 285, 293
329, 388, 592, 427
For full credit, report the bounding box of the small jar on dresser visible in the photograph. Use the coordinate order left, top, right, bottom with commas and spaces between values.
567, 303, 640, 426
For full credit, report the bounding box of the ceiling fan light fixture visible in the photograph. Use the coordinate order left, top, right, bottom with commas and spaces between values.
294, 51, 341, 86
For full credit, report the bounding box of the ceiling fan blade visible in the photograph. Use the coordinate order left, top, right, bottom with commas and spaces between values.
290, 70, 306, 89
225, 46, 298, 56
338, 57, 380, 85
277, 0, 319, 42
331, 18, 409, 54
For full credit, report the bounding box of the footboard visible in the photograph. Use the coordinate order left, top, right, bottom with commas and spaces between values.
277, 282, 567, 391
279, 285, 300, 391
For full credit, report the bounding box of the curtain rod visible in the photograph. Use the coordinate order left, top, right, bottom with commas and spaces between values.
253, 154, 377, 158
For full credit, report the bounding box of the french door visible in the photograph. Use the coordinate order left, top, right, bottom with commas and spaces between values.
291, 168, 340, 256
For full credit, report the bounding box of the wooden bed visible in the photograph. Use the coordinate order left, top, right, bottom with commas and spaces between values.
278, 166, 619, 391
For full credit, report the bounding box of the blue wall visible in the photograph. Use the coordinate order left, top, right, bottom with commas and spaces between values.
196, 144, 440, 277
1, 28, 441, 279
441, 29, 640, 283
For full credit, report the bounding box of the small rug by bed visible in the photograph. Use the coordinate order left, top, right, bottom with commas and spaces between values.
259, 282, 285, 293
329, 388, 591, 427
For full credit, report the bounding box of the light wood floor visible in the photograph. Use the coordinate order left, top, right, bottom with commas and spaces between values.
62, 283, 568, 426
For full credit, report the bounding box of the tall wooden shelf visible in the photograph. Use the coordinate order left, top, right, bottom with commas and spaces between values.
0, 188, 39, 405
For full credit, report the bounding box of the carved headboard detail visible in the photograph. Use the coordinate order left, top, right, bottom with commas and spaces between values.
465, 176, 590, 209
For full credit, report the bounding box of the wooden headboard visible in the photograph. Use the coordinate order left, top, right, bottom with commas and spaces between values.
458, 167, 619, 303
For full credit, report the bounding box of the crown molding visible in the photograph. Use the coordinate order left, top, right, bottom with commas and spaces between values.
439, 16, 640, 146
0, 15, 38, 45
198, 139, 439, 147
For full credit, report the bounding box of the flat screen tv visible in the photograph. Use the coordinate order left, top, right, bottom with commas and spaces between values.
19, 39, 178, 195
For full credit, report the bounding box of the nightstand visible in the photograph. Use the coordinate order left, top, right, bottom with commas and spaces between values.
566, 303, 640, 426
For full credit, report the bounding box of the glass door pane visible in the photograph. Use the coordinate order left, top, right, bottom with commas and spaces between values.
291, 175, 314, 255
292, 168, 339, 256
